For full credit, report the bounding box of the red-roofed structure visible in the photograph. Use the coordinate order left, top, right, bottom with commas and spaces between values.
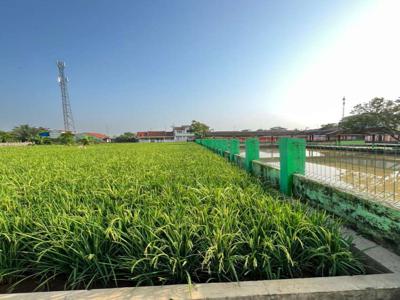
136, 131, 174, 142
83, 132, 111, 143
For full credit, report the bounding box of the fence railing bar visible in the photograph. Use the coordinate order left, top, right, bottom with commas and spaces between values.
197, 138, 400, 208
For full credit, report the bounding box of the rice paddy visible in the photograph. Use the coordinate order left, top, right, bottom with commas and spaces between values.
0, 143, 364, 291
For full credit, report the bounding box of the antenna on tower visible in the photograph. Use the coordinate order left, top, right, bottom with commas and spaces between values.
57, 61, 76, 132
342, 96, 346, 119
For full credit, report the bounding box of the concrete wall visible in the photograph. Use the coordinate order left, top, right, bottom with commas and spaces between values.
4, 274, 400, 299
0, 142, 33, 147
227, 155, 400, 256
252, 161, 280, 188
292, 175, 400, 255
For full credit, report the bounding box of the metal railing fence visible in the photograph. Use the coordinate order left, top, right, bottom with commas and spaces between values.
197, 138, 400, 209
245, 143, 400, 208
304, 145, 400, 208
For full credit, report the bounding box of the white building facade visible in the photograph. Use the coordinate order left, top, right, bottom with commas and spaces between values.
173, 125, 195, 142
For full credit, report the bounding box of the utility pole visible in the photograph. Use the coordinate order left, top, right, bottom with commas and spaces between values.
342, 96, 346, 119
57, 61, 76, 132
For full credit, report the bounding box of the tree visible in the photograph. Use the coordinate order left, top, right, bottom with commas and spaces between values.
114, 132, 137, 143
78, 135, 98, 145
339, 97, 400, 140
189, 120, 210, 138
12, 124, 42, 142
58, 132, 75, 145
320, 123, 338, 129
0, 131, 15, 142
41, 137, 53, 145
270, 126, 287, 131
79, 137, 90, 146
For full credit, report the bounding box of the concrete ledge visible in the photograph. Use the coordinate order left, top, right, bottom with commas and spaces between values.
293, 174, 400, 255
252, 160, 280, 188
1, 274, 400, 300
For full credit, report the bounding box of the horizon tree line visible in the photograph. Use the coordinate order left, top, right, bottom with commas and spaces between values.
2, 98, 399, 144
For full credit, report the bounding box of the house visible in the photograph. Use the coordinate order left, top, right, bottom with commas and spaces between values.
80, 132, 111, 143
173, 125, 195, 142
205, 128, 366, 144
206, 130, 294, 143
136, 125, 195, 143
364, 130, 400, 143
136, 131, 174, 143
299, 128, 341, 142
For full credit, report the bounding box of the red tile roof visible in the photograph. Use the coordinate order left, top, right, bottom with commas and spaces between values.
137, 131, 173, 138
84, 132, 110, 139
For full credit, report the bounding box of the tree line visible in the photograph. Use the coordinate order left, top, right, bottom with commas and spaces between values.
3, 98, 396, 145
0, 125, 92, 145
339, 97, 400, 140
0, 125, 47, 143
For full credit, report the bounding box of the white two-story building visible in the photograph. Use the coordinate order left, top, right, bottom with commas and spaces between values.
173, 125, 195, 142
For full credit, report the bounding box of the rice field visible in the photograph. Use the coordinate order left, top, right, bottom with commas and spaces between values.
0, 143, 364, 292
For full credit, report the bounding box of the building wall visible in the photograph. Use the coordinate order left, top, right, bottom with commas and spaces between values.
365, 134, 400, 143
49, 130, 63, 139
173, 126, 194, 142
138, 138, 174, 143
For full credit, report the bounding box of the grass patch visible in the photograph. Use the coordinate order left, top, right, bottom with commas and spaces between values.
0, 143, 364, 291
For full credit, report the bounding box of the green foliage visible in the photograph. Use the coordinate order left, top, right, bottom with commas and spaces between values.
79, 137, 90, 145
339, 97, 400, 140
11, 124, 43, 142
189, 120, 210, 138
42, 137, 53, 145
0, 131, 16, 143
58, 132, 75, 145
114, 132, 137, 143
270, 126, 287, 131
77, 136, 98, 145
320, 123, 337, 129
0, 144, 364, 291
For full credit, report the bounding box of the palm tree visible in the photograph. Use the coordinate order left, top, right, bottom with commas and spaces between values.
12, 124, 41, 142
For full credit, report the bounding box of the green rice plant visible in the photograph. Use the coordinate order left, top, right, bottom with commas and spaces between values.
0, 143, 364, 291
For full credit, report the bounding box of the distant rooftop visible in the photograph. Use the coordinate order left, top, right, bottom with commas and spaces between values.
137, 131, 174, 138
173, 125, 190, 130
83, 132, 110, 139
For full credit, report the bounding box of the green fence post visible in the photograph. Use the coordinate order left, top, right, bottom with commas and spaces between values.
230, 139, 240, 161
221, 139, 228, 157
245, 138, 259, 172
279, 137, 306, 195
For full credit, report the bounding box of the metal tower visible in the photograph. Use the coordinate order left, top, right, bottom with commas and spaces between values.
57, 61, 76, 132
342, 96, 346, 119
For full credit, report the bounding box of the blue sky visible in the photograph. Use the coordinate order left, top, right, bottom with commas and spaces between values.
1, 0, 398, 135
